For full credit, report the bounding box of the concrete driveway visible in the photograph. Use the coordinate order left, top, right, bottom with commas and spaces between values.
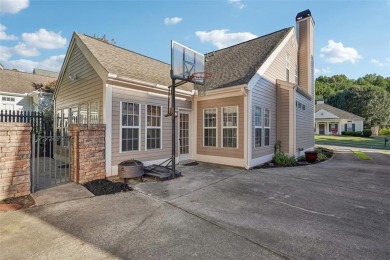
1, 149, 389, 259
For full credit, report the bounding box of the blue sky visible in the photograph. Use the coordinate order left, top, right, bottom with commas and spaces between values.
0, 0, 389, 79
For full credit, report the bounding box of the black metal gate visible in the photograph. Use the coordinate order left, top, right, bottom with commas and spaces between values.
31, 135, 72, 192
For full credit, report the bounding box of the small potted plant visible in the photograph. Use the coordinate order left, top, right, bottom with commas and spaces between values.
305, 150, 318, 163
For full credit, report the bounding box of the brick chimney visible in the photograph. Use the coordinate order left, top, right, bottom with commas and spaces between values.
296, 9, 315, 96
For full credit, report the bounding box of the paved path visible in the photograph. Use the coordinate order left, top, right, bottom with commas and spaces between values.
1, 151, 389, 259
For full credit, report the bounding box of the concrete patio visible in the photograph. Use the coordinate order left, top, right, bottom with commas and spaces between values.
1, 149, 389, 259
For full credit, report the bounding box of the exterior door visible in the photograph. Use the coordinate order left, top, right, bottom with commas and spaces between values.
319, 123, 325, 135
179, 111, 191, 161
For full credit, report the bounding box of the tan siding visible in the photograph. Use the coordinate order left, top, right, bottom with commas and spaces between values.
263, 34, 298, 84
56, 44, 103, 122
111, 86, 191, 165
196, 96, 244, 159
251, 77, 277, 159
296, 93, 314, 150
278, 88, 291, 154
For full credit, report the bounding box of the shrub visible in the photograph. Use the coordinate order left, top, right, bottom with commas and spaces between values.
379, 127, 390, 136
363, 129, 372, 137
273, 152, 296, 167
344, 131, 354, 136
341, 131, 346, 135
317, 152, 328, 161
353, 131, 362, 136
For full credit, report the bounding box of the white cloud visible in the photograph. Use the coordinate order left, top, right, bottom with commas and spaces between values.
320, 40, 362, 64
0, 0, 29, 14
22, 29, 67, 49
0, 45, 12, 61
370, 59, 383, 67
5, 59, 38, 72
164, 17, 183, 25
13, 43, 39, 57
228, 0, 245, 9
315, 67, 331, 75
0, 24, 17, 40
4, 54, 65, 72
195, 29, 256, 49
386, 58, 390, 63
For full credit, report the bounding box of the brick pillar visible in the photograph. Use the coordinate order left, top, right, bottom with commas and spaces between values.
69, 124, 106, 184
0, 123, 31, 200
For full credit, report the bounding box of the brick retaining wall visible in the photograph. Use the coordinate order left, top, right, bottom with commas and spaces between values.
0, 123, 31, 200
69, 124, 105, 184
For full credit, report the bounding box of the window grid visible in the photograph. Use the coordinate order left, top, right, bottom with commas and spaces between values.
264, 108, 270, 146
203, 108, 217, 147
222, 106, 238, 148
146, 105, 162, 150
121, 102, 140, 152
254, 106, 262, 148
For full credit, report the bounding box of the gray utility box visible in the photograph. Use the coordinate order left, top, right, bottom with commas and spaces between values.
118, 159, 144, 178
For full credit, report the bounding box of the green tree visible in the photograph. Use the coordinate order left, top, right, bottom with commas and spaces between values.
327, 85, 390, 128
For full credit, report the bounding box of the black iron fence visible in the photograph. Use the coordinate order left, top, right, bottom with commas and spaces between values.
0, 110, 52, 135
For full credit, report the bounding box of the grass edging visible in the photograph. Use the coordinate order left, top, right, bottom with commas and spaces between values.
352, 150, 371, 160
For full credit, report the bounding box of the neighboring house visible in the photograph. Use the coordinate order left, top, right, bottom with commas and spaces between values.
55, 10, 315, 174
0, 68, 58, 112
315, 100, 364, 135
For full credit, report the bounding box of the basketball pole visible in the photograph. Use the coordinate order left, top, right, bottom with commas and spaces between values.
171, 74, 176, 179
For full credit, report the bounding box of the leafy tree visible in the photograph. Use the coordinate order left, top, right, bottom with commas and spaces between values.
32, 81, 56, 122
327, 85, 390, 128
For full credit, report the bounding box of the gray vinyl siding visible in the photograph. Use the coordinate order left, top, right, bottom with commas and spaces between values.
252, 77, 277, 159
55, 44, 103, 122
296, 92, 314, 151
111, 86, 191, 165
263, 35, 298, 84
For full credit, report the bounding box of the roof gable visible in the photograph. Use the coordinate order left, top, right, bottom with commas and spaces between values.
204, 27, 293, 90
0, 69, 56, 94
315, 103, 363, 120
315, 109, 339, 119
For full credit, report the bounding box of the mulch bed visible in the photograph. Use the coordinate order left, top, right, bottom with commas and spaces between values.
83, 179, 132, 196
0, 195, 36, 212
254, 147, 334, 169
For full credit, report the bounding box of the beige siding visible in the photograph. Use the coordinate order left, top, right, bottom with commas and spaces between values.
55, 44, 103, 122
263, 34, 298, 84
196, 96, 244, 159
111, 86, 191, 165
296, 93, 314, 151
251, 77, 277, 159
277, 88, 291, 154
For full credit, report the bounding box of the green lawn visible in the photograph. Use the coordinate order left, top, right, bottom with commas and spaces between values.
315, 135, 390, 150
352, 150, 371, 160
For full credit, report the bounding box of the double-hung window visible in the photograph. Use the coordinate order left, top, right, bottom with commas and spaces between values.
254, 106, 262, 147
286, 53, 290, 82
146, 105, 162, 150
222, 106, 238, 148
1, 96, 16, 110
121, 102, 140, 152
264, 108, 270, 146
203, 108, 217, 147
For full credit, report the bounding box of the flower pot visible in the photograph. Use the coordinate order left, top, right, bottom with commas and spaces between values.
305, 151, 318, 163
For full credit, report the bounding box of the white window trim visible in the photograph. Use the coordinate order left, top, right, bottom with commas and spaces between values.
264, 108, 270, 147
145, 104, 162, 150
221, 106, 239, 148
120, 101, 141, 153
254, 106, 262, 148
203, 108, 218, 147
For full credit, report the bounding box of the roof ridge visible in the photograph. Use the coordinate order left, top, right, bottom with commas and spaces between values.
205, 27, 293, 56
318, 103, 363, 119
77, 33, 171, 66
0, 69, 56, 79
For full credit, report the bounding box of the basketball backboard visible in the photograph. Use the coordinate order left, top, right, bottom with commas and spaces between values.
171, 41, 205, 85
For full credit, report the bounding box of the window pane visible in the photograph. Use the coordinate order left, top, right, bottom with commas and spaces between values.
265, 129, 270, 146
255, 128, 262, 147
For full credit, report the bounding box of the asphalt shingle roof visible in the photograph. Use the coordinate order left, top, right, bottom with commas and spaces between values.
76, 33, 193, 91
0, 69, 57, 94
316, 103, 364, 120
204, 27, 293, 89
